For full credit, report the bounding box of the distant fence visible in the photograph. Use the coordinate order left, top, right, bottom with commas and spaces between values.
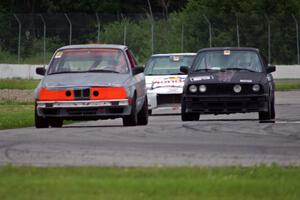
0, 64, 299, 79
1, 13, 300, 64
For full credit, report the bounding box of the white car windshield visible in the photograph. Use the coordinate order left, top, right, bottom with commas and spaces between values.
144, 55, 195, 75
48, 48, 129, 74
192, 50, 263, 73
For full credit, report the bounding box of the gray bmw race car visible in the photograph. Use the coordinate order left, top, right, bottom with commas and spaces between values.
180, 47, 276, 122
34, 44, 148, 128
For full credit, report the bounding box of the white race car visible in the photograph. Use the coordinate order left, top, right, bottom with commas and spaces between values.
144, 53, 196, 114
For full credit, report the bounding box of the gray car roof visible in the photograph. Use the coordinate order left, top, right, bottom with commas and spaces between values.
198, 47, 259, 53
57, 44, 128, 51
151, 53, 196, 57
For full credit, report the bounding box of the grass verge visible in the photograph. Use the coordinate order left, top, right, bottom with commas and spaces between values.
0, 103, 34, 130
0, 79, 40, 90
275, 79, 300, 91
0, 165, 299, 200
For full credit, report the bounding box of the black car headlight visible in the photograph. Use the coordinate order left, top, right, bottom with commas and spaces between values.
233, 84, 242, 93
252, 84, 260, 92
189, 85, 197, 93
199, 85, 207, 93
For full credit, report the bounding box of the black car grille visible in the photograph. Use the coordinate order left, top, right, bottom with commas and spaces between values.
185, 96, 268, 113
157, 94, 182, 105
187, 83, 264, 95
74, 88, 90, 100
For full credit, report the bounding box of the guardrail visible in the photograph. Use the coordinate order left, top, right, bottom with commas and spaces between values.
0, 64, 300, 79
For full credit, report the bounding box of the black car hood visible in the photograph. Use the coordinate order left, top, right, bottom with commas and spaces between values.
188, 71, 265, 84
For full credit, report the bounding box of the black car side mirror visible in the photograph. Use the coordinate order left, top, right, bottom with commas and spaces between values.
267, 65, 276, 73
36, 67, 46, 76
132, 66, 144, 75
180, 66, 189, 74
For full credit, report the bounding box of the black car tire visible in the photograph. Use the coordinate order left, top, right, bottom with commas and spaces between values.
148, 109, 152, 116
181, 102, 199, 121
270, 98, 275, 119
49, 118, 63, 128
35, 109, 49, 128
137, 97, 149, 125
259, 98, 275, 122
123, 96, 138, 126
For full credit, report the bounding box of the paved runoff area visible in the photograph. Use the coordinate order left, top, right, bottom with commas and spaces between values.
0, 91, 300, 167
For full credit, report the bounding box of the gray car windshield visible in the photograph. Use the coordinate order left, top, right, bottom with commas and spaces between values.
48, 49, 129, 74
192, 50, 263, 73
144, 55, 195, 75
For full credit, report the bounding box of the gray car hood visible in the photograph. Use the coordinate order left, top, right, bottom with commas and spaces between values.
41, 73, 131, 88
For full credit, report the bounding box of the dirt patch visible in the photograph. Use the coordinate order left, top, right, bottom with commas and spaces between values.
0, 89, 34, 102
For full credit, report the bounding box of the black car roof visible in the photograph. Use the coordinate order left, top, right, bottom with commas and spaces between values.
198, 47, 259, 53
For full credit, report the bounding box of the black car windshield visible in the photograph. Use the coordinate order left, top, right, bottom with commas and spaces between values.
144, 55, 195, 75
192, 50, 263, 73
48, 49, 129, 74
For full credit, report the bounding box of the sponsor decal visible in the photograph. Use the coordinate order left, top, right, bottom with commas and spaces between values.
240, 79, 253, 83
172, 56, 180, 61
190, 76, 213, 81
54, 51, 63, 58
224, 50, 231, 56
152, 76, 185, 85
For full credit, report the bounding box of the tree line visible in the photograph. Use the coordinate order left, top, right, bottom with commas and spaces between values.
0, 0, 300, 64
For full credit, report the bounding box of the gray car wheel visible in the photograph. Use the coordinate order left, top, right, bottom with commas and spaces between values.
123, 96, 138, 126
137, 97, 148, 125
35, 109, 49, 128
49, 118, 64, 128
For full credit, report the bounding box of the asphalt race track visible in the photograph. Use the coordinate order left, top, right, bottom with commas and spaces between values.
0, 91, 300, 167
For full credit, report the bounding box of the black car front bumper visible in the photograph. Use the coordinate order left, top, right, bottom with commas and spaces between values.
183, 94, 269, 114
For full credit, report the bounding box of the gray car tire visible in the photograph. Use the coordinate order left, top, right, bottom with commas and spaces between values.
137, 97, 148, 125
123, 96, 138, 126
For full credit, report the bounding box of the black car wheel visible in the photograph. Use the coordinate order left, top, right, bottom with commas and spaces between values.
35, 109, 49, 128
181, 102, 199, 121
137, 97, 149, 125
123, 96, 138, 126
259, 98, 275, 122
49, 118, 63, 128
270, 98, 275, 119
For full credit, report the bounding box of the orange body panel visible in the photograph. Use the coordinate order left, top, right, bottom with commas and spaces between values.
38, 87, 127, 101
90, 87, 127, 100
39, 88, 74, 101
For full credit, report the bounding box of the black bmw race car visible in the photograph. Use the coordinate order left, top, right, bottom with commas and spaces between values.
180, 47, 276, 122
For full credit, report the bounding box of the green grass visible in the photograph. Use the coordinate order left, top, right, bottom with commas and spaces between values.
0, 165, 299, 200
275, 79, 300, 91
0, 103, 34, 130
0, 102, 74, 129
0, 79, 40, 90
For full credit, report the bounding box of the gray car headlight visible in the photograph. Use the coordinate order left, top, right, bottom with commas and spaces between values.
252, 84, 260, 92
189, 85, 197, 93
199, 85, 207, 93
233, 84, 242, 93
